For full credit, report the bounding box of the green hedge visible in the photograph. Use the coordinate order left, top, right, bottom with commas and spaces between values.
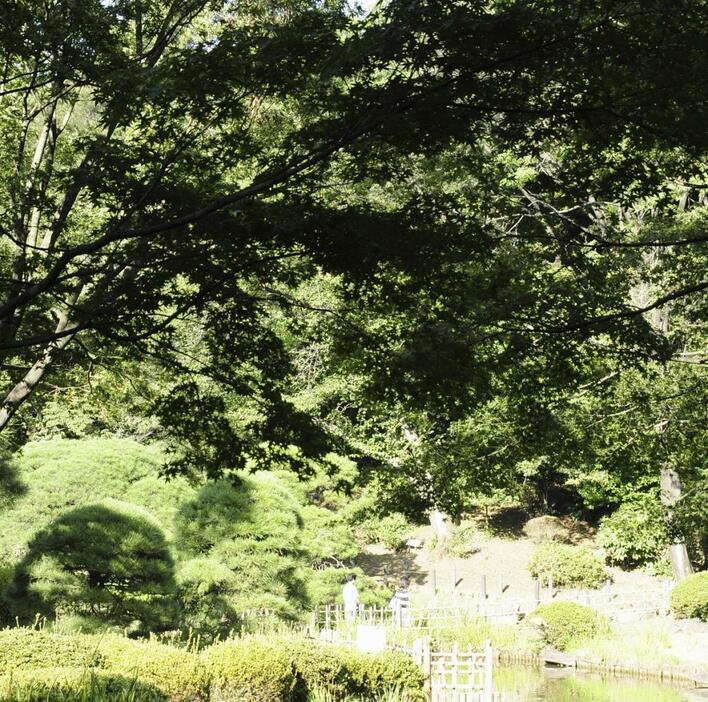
0, 667, 167, 702
0, 630, 106, 671
0, 629, 426, 702
528, 543, 608, 589
98, 637, 210, 702
529, 602, 604, 651
205, 638, 301, 702
671, 572, 708, 621
276, 636, 425, 700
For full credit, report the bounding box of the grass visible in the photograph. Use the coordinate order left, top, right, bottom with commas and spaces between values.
566, 619, 682, 667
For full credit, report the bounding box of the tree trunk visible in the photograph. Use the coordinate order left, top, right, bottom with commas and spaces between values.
0, 293, 79, 432
429, 509, 450, 550
660, 466, 694, 581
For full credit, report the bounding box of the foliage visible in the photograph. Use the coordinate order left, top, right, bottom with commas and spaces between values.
358, 513, 412, 551
0, 668, 167, 702
306, 567, 392, 608
98, 638, 210, 702
7, 500, 177, 632
527, 543, 608, 589
529, 602, 606, 651
205, 638, 301, 702
0, 630, 106, 671
174, 473, 310, 635
445, 522, 479, 558
670, 572, 708, 621
597, 497, 670, 567
0, 439, 169, 561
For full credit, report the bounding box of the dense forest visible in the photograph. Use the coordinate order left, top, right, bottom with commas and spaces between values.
0, 0, 706, 699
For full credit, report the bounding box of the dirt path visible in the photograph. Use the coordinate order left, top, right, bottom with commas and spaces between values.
355, 516, 666, 604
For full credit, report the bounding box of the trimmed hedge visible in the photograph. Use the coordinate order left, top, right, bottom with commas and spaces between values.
0, 630, 106, 670
0, 630, 427, 702
277, 636, 425, 700
205, 638, 301, 702
529, 602, 604, 651
0, 667, 167, 702
528, 542, 608, 589
671, 572, 708, 621
98, 637, 210, 702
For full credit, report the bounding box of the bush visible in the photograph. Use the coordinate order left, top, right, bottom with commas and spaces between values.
242, 636, 425, 701
359, 513, 411, 550
205, 638, 300, 702
0, 630, 106, 670
98, 637, 209, 702
528, 543, 608, 589
671, 572, 708, 621
8, 500, 177, 632
529, 602, 605, 651
0, 667, 167, 702
597, 498, 669, 567
339, 648, 425, 700
0, 439, 167, 562
174, 474, 310, 639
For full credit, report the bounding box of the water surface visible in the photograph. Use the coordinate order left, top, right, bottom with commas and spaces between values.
492, 665, 708, 701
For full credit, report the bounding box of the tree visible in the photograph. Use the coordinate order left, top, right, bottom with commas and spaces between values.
0, 0, 707, 480
8, 499, 177, 631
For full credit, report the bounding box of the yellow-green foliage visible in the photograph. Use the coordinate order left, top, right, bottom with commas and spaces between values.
529, 602, 605, 651
528, 543, 608, 589
205, 638, 300, 702
272, 636, 425, 700
0, 667, 167, 702
97, 637, 210, 702
670, 572, 708, 621
0, 630, 106, 671
0, 630, 427, 702
0, 439, 173, 561
337, 648, 425, 701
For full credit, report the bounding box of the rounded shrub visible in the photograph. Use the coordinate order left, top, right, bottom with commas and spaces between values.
174, 474, 310, 637
529, 602, 604, 651
98, 636, 209, 702
8, 500, 177, 631
670, 571, 708, 621
0, 667, 167, 702
0, 629, 106, 670
597, 498, 669, 567
339, 648, 425, 700
528, 542, 608, 589
205, 638, 300, 702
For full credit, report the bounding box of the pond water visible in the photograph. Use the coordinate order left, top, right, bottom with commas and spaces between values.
492, 665, 708, 702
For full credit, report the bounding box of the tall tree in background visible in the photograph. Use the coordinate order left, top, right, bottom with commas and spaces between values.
0, 0, 706, 480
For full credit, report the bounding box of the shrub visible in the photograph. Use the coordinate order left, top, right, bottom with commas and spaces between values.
528, 542, 608, 589
174, 474, 310, 638
8, 500, 177, 632
529, 602, 605, 651
0, 439, 167, 561
339, 648, 425, 701
0, 630, 106, 670
597, 498, 669, 567
0, 667, 167, 702
671, 572, 708, 621
359, 513, 412, 550
205, 638, 300, 702
250, 637, 425, 701
98, 636, 210, 702
446, 522, 478, 558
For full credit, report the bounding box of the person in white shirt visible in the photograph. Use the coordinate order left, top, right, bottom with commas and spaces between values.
342, 573, 359, 622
